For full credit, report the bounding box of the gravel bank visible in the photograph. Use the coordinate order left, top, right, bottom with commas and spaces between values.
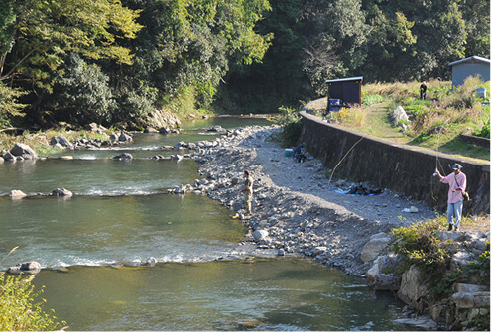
194, 125, 436, 276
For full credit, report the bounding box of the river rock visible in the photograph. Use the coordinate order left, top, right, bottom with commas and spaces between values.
2, 152, 16, 162
171, 155, 184, 162
473, 294, 490, 307
453, 283, 488, 293
252, 229, 269, 241
360, 232, 391, 262
173, 184, 193, 194
8, 261, 42, 275
114, 153, 133, 160
118, 133, 133, 142
52, 188, 73, 197
159, 127, 172, 134
144, 127, 158, 133
366, 255, 402, 290
10, 143, 37, 160
312, 246, 327, 256
207, 125, 227, 134
398, 265, 429, 306
0, 156, 4, 163
50, 136, 74, 148
146, 257, 157, 266
9, 190, 27, 199
451, 292, 475, 309
393, 316, 437, 330
86, 123, 107, 133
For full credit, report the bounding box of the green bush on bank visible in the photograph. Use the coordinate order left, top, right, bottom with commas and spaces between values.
391, 216, 490, 296
0, 274, 66, 331
391, 217, 449, 282
276, 106, 304, 147
0, 248, 66, 331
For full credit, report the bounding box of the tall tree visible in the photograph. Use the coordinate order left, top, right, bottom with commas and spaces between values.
0, 0, 142, 124
215, 0, 313, 112
118, 0, 272, 112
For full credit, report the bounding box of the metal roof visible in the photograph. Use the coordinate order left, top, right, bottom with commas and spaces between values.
448, 56, 491, 66
325, 76, 363, 83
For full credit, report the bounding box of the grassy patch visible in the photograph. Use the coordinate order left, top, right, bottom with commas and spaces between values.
311, 78, 490, 162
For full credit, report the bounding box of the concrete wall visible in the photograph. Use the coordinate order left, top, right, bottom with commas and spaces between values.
299, 110, 490, 215
451, 62, 490, 87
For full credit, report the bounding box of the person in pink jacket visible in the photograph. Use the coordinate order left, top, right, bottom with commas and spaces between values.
435, 164, 467, 231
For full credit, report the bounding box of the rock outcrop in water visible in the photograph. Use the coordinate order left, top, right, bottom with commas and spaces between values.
7, 261, 42, 275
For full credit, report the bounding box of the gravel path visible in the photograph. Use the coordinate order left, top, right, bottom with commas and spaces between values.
195, 125, 436, 275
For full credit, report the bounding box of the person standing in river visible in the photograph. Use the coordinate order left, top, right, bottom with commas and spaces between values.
240, 169, 253, 215
435, 164, 467, 231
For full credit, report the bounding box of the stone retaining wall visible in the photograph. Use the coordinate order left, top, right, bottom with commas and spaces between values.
299, 110, 490, 215
461, 129, 490, 150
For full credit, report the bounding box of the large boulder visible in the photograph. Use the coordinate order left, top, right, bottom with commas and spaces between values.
118, 132, 133, 142
8, 261, 42, 275
50, 136, 74, 148
10, 143, 37, 160
391, 106, 410, 125
113, 153, 133, 160
397, 265, 430, 306
2, 152, 16, 162
135, 109, 182, 130
360, 232, 392, 262
366, 254, 402, 290
52, 188, 73, 197
9, 190, 27, 199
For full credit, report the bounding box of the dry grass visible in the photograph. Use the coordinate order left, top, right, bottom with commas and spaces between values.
460, 214, 491, 234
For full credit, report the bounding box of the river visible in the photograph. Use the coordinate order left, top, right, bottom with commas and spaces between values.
0, 116, 409, 330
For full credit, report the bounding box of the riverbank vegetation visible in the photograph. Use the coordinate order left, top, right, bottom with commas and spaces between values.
390, 216, 490, 330
0, 0, 489, 131
0, 248, 66, 331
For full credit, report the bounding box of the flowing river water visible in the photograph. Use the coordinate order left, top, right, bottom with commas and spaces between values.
0, 117, 409, 330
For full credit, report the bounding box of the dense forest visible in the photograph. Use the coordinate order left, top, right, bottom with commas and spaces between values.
0, 0, 489, 129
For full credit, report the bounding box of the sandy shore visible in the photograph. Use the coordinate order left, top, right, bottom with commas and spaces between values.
194, 125, 436, 276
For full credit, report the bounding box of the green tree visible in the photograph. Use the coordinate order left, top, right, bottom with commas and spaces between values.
118, 0, 272, 114
0, 0, 142, 124
461, 0, 490, 58
215, 0, 314, 112
49, 53, 117, 125
0, 82, 27, 128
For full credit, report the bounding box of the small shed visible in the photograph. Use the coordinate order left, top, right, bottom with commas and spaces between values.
325, 76, 363, 106
448, 56, 490, 87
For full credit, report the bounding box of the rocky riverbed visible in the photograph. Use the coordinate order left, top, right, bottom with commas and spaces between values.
186, 124, 437, 276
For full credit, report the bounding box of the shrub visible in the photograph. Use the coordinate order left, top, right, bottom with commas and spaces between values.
477, 120, 491, 139
391, 217, 449, 281
0, 274, 66, 331
0, 248, 66, 331
277, 106, 303, 147
362, 94, 384, 106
